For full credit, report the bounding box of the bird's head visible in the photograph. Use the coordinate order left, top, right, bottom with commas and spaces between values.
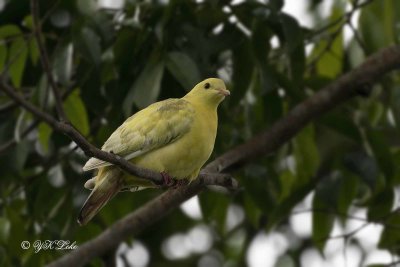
184, 78, 230, 106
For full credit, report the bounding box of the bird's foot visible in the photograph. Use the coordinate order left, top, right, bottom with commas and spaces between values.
160, 171, 174, 187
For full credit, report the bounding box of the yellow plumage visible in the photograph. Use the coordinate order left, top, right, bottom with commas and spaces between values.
78, 78, 229, 225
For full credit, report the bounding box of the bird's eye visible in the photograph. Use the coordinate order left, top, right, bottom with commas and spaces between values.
204, 83, 211, 89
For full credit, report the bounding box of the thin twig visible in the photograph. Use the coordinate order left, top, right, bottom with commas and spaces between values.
30, 0, 67, 122
347, 20, 367, 53
306, 0, 375, 70
0, 120, 39, 154
291, 208, 369, 223
317, 222, 369, 243
307, 0, 375, 41
0, 100, 17, 112
0, 33, 33, 45
0, 86, 74, 155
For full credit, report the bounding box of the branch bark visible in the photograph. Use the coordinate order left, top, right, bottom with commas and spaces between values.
44, 45, 400, 267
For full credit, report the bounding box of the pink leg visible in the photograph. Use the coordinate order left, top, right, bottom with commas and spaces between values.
160, 171, 174, 186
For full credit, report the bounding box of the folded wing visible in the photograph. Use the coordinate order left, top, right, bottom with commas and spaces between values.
83, 99, 195, 171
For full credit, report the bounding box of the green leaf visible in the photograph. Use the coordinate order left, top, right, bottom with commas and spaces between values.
278, 169, 296, 202
315, 33, 343, 78
312, 191, 335, 252
337, 172, 358, 221
4, 201, 27, 256
378, 213, 400, 251
0, 25, 29, 88
22, 15, 33, 30
310, 6, 343, 78
263, 90, 283, 125
359, 0, 396, 53
319, 112, 361, 142
53, 42, 73, 86
242, 164, 275, 214
391, 86, 400, 131
123, 58, 164, 114
9, 38, 28, 87
0, 25, 20, 38
63, 89, 90, 135
251, 20, 276, 93
199, 191, 230, 233
280, 13, 305, 85
10, 140, 30, 172
28, 38, 39, 65
165, 51, 200, 90
367, 188, 394, 221
293, 124, 320, 183
75, 26, 101, 66
38, 122, 52, 154
0, 43, 6, 72
366, 130, 394, 184
0, 217, 11, 243
312, 172, 343, 252
231, 40, 253, 105
243, 194, 262, 228
343, 152, 379, 189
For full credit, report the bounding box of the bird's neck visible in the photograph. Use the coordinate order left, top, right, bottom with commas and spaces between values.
183, 95, 220, 112
184, 96, 218, 125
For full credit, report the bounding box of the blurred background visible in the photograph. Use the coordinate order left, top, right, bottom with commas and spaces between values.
0, 0, 400, 266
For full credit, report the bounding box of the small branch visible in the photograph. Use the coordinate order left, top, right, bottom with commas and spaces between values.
347, 20, 367, 53
0, 77, 165, 185
291, 208, 369, 223
0, 120, 39, 155
319, 223, 369, 243
30, 0, 67, 122
307, 0, 375, 41
0, 100, 17, 113
0, 85, 75, 154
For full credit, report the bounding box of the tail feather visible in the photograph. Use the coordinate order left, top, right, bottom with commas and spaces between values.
78, 170, 122, 226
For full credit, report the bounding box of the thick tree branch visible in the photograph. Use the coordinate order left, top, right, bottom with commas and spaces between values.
46, 173, 235, 267
30, 0, 67, 122
206, 45, 400, 173
45, 45, 400, 267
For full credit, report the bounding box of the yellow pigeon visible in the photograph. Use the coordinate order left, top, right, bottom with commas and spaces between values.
78, 78, 230, 225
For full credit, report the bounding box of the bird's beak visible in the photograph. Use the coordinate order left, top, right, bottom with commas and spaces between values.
217, 88, 230, 96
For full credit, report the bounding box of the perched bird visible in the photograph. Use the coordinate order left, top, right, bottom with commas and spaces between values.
78, 78, 230, 225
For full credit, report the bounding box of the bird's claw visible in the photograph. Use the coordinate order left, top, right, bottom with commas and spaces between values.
159, 172, 189, 188
160, 171, 174, 186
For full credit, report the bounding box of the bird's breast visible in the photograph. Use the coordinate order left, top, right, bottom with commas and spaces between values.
130, 107, 217, 180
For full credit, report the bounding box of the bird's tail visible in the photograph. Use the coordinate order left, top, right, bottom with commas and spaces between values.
78, 168, 122, 226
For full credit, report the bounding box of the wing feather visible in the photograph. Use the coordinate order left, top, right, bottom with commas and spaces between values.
83, 99, 194, 171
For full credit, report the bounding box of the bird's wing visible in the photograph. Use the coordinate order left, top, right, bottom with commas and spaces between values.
83, 99, 195, 171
